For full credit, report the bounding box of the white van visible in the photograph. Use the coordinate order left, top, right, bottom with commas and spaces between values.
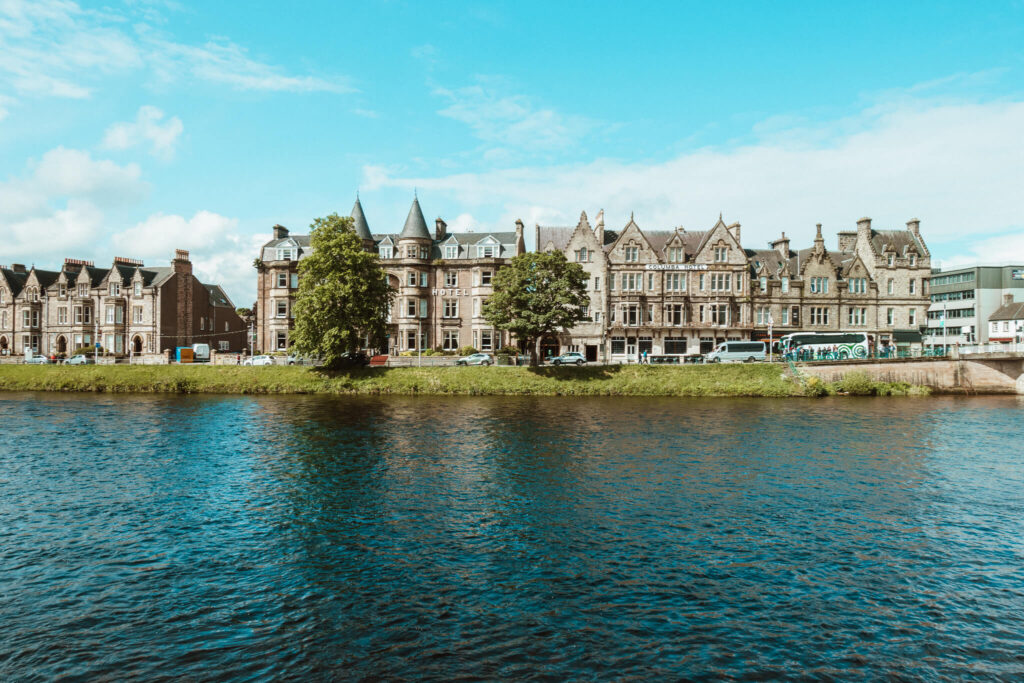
705, 341, 767, 363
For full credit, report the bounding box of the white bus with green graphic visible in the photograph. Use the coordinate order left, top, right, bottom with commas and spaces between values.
779, 332, 870, 360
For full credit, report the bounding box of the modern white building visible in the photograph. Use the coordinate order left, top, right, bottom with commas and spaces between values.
926, 265, 1024, 346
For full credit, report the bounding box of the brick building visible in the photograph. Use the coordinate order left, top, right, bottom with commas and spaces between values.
254, 197, 526, 354
0, 250, 246, 358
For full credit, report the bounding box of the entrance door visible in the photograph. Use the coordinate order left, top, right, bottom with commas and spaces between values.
585, 344, 598, 362
55, 336, 67, 354
132, 336, 143, 354
626, 336, 637, 358
540, 336, 560, 360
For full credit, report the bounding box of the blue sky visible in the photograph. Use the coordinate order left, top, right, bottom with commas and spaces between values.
2, 0, 1023, 305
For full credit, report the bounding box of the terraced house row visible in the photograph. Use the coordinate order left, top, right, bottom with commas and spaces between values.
0, 250, 247, 358
255, 197, 931, 359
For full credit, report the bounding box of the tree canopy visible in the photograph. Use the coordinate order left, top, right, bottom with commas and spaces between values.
291, 214, 394, 368
482, 251, 589, 365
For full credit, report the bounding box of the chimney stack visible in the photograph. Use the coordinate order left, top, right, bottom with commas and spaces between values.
273, 224, 289, 240
595, 209, 605, 246
906, 218, 921, 237
728, 222, 741, 244
857, 217, 872, 243
515, 219, 525, 256
11, 264, 26, 274
435, 217, 447, 241
770, 231, 790, 257
1005, 293, 1015, 306
172, 249, 192, 275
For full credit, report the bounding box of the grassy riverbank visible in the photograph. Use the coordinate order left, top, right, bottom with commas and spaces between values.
0, 364, 930, 397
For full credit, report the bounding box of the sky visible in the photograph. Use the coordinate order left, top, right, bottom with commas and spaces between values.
2, 0, 1024, 306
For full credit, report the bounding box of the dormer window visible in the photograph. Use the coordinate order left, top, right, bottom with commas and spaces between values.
134, 282, 142, 296
277, 248, 295, 261
0, 289, 5, 304
78, 284, 89, 297
668, 247, 683, 263
445, 245, 458, 259
58, 283, 67, 298
781, 277, 790, 293
379, 245, 393, 259
887, 253, 895, 267
909, 254, 917, 267
714, 247, 728, 262
624, 246, 639, 262
478, 245, 498, 258
109, 282, 121, 296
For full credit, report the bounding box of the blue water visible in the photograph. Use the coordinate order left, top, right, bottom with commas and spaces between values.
1, 393, 1023, 680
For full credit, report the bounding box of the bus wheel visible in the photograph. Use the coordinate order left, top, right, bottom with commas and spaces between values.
840, 350, 850, 360
746, 357, 755, 363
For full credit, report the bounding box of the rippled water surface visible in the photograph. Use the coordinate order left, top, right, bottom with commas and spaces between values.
2, 393, 1024, 680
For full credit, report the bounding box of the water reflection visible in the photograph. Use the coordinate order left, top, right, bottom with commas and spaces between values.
0, 393, 1022, 679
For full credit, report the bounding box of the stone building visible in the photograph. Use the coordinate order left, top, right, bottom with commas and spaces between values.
748, 218, 932, 351
538, 212, 753, 360
988, 295, 1024, 344
254, 197, 526, 355
0, 250, 246, 358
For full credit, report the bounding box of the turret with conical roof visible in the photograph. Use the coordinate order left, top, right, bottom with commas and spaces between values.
351, 196, 374, 249
397, 195, 432, 262
400, 196, 432, 240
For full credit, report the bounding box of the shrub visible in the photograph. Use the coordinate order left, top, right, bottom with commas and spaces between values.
458, 346, 478, 356
802, 376, 827, 397
497, 345, 519, 356
839, 370, 876, 396
72, 346, 104, 357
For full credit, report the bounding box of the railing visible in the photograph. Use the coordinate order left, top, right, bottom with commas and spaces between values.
955, 342, 1024, 356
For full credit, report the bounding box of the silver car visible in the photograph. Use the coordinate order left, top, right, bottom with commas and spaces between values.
456, 353, 493, 366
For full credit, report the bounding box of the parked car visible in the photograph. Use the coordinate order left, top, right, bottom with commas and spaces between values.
550, 351, 586, 366
456, 353, 493, 366
336, 351, 369, 367
65, 354, 93, 365
243, 355, 274, 366
24, 355, 51, 364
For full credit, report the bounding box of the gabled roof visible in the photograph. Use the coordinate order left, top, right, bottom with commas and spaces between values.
261, 235, 312, 249
990, 300, 1024, 322
746, 249, 792, 277
351, 197, 372, 241
536, 226, 576, 252
399, 197, 431, 240
872, 230, 923, 256
0, 268, 28, 296
139, 267, 173, 287
31, 268, 61, 289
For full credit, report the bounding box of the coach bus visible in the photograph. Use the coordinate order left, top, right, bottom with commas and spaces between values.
779, 332, 870, 360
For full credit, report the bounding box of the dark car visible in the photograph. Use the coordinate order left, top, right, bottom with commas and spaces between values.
336, 351, 369, 367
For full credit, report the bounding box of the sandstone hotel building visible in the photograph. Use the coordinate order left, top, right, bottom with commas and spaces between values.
256, 196, 930, 360
255, 197, 525, 355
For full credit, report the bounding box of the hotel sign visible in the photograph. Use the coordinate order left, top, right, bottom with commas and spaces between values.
431, 289, 470, 296
1013, 269, 1024, 280
645, 264, 709, 271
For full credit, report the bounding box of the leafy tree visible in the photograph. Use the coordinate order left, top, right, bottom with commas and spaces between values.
483, 251, 589, 366
235, 307, 252, 318
291, 214, 394, 368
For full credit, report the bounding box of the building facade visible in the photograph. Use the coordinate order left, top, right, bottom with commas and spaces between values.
0, 250, 246, 358
925, 265, 1024, 346
988, 294, 1024, 344
255, 197, 526, 355
538, 212, 753, 360
749, 218, 932, 352
539, 213, 932, 360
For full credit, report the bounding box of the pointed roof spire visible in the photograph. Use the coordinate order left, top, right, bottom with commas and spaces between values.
351, 196, 372, 241
400, 195, 431, 240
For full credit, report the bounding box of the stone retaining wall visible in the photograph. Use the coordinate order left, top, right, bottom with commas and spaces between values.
799, 357, 1024, 394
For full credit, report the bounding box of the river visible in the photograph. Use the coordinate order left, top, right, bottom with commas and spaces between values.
2, 393, 1023, 680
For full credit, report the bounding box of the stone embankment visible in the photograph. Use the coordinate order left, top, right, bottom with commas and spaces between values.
799, 356, 1024, 394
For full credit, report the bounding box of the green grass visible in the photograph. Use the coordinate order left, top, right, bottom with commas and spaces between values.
0, 363, 931, 397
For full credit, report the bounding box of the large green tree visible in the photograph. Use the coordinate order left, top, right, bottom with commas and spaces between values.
483, 251, 589, 366
291, 214, 394, 368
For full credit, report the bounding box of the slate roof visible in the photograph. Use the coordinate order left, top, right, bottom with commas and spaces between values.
871, 229, 924, 255
351, 197, 372, 241
990, 300, 1024, 322
746, 248, 793, 276
140, 267, 173, 287
399, 197, 431, 240
0, 268, 27, 296
537, 226, 575, 252
33, 269, 61, 289
205, 284, 235, 308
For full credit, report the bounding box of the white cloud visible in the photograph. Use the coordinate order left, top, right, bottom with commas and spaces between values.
433, 77, 597, 159
0, 146, 148, 260
111, 211, 257, 304
0, 0, 350, 115
102, 105, 183, 159
367, 96, 1024, 261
